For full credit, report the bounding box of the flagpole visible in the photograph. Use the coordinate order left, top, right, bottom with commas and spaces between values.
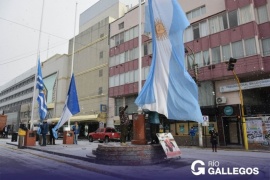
132, 0, 147, 145
68, 2, 78, 130
137, 0, 142, 114
30, 0, 45, 130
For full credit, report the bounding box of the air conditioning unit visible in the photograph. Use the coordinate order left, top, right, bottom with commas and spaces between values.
216, 97, 227, 104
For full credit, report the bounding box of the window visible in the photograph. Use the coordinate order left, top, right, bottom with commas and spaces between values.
129, 28, 134, 40
184, 26, 193, 42
125, 51, 129, 62
115, 34, 120, 45
115, 54, 120, 65
134, 69, 138, 82
119, 32, 124, 44
200, 21, 209, 37
125, 30, 130, 41
222, 44, 231, 61
99, 69, 103, 77
245, 38, 257, 56
98, 87, 103, 95
99, 51, 103, 59
119, 52, 125, 64
109, 77, 114, 87
144, 43, 148, 56
118, 22, 124, 30
211, 47, 221, 64
110, 37, 115, 47
133, 26, 139, 38
193, 24, 200, 39
239, 5, 252, 24
262, 38, 270, 56
232, 41, 244, 58
120, 73, 125, 85
228, 10, 238, 28
203, 50, 210, 65
195, 52, 202, 67
257, 5, 269, 24
114, 74, 119, 86
209, 13, 228, 34
129, 71, 135, 83
125, 72, 129, 84
109, 56, 115, 67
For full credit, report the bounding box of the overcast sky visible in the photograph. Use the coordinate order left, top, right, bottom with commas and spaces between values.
0, 0, 139, 87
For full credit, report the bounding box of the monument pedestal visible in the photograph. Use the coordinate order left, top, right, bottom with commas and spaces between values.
24, 130, 36, 146
131, 114, 147, 145
94, 144, 168, 165
63, 131, 74, 144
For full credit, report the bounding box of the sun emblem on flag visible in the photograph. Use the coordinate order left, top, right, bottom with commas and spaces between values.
155, 19, 167, 40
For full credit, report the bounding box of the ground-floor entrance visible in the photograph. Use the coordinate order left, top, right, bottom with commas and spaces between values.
223, 117, 242, 145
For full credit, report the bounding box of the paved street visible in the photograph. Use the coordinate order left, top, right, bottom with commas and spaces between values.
0, 138, 269, 180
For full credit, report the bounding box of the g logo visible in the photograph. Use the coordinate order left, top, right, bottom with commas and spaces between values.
191, 160, 205, 175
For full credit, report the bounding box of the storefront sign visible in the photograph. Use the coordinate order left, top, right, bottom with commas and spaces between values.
224, 106, 233, 116
220, 78, 270, 93
202, 116, 209, 126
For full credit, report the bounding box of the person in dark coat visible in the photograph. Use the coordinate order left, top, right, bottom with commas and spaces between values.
49, 122, 56, 145
209, 128, 219, 152
40, 120, 49, 146
146, 111, 160, 144
119, 105, 130, 146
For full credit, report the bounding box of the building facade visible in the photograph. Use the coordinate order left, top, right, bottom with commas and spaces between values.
109, 0, 270, 149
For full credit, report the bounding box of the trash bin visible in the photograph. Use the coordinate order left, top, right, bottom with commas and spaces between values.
11, 133, 18, 142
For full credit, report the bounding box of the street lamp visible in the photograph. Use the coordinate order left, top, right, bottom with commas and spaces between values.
227, 57, 248, 150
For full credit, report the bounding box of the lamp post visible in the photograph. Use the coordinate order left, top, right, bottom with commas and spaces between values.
185, 46, 202, 147
227, 58, 248, 150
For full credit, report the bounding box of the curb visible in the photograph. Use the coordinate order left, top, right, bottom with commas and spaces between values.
6, 142, 96, 163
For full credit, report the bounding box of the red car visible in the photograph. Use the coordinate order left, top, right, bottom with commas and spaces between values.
88, 127, 120, 143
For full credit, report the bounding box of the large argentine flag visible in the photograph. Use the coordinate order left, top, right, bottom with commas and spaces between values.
135, 0, 203, 123
36, 58, 47, 120
52, 74, 80, 138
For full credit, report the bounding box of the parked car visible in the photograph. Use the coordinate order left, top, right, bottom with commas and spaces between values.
88, 127, 120, 143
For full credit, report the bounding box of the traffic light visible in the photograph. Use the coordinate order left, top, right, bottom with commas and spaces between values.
227, 58, 237, 71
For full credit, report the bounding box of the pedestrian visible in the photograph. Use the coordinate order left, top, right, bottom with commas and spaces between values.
189, 127, 196, 146
119, 105, 130, 146
3, 125, 8, 138
40, 120, 49, 146
72, 122, 80, 144
209, 128, 219, 152
147, 111, 160, 144
18, 123, 27, 148
49, 122, 56, 145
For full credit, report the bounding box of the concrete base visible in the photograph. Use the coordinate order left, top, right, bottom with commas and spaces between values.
94, 143, 168, 165
132, 114, 147, 145
24, 130, 36, 146
63, 131, 74, 144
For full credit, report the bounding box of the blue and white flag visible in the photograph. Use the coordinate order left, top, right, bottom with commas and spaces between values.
36, 58, 47, 120
52, 74, 80, 138
135, 0, 203, 123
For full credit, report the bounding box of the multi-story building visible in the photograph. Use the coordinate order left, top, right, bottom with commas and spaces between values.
0, 67, 35, 131
0, 54, 70, 132
69, 0, 130, 135
109, 0, 270, 148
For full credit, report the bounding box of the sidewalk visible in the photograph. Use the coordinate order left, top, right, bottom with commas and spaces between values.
1, 137, 270, 180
